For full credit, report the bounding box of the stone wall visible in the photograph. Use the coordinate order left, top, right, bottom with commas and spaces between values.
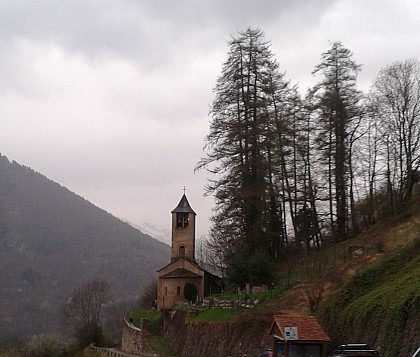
121, 319, 143, 355
164, 310, 273, 357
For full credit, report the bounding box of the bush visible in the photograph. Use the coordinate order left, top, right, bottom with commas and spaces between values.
1, 334, 68, 357
184, 282, 198, 302
226, 252, 275, 286
75, 322, 107, 348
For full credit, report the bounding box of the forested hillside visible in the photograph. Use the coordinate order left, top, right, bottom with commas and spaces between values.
0, 154, 169, 337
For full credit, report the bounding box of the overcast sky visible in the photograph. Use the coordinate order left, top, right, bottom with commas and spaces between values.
1, 0, 419, 239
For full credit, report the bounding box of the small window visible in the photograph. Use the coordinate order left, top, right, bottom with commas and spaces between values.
179, 245, 185, 256
176, 213, 189, 227
165, 286, 168, 295
177, 286, 181, 295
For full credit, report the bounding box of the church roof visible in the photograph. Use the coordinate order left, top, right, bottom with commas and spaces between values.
157, 257, 204, 273
171, 194, 196, 214
159, 268, 202, 279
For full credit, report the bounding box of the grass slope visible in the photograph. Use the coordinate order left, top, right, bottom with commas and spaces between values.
318, 238, 420, 357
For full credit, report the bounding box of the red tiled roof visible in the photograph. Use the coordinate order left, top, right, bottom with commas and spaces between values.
269, 315, 330, 343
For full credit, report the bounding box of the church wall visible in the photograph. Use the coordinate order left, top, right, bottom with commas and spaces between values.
158, 277, 202, 309
157, 259, 205, 310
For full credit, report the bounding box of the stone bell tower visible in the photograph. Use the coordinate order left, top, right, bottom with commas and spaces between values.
170, 193, 196, 262
157, 191, 222, 310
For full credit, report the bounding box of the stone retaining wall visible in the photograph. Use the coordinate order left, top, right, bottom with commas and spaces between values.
121, 319, 143, 355
164, 310, 272, 357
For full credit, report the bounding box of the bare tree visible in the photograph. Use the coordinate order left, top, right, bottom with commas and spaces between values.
138, 279, 157, 309
2, 335, 67, 357
195, 234, 209, 266
103, 300, 134, 343
60, 279, 109, 347
355, 97, 387, 226
372, 59, 420, 209
302, 267, 325, 313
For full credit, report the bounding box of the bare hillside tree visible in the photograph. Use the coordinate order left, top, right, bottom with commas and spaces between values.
103, 300, 134, 343
60, 279, 109, 347
372, 59, 420, 209
138, 279, 157, 309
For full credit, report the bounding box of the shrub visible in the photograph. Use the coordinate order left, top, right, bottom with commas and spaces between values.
184, 282, 198, 303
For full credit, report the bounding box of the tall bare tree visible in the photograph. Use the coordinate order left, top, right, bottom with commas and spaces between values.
372, 59, 420, 209
355, 96, 386, 226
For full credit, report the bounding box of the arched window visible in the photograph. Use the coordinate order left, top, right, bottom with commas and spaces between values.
176, 213, 189, 227
165, 286, 168, 295
177, 286, 181, 295
179, 245, 185, 256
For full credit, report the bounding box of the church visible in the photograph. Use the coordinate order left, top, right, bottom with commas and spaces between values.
156, 193, 222, 310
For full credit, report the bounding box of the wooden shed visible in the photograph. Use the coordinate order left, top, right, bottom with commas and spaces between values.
269, 315, 331, 357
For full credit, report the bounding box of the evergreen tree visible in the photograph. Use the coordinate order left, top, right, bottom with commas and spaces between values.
196, 28, 294, 285
310, 42, 362, 241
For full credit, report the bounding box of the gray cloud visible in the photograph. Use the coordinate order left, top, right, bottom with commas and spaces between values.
0, 0, 419, 237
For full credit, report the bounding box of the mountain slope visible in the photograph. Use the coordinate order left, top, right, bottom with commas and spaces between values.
0, 154, 170, 337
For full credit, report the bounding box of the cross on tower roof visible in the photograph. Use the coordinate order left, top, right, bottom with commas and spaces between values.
172, 191, 196, 214
183, 186, 186, 194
